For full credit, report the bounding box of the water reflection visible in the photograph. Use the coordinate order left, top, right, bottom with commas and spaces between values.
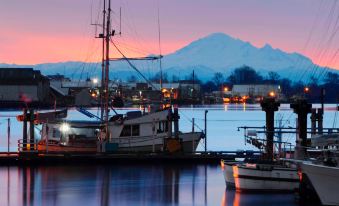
221, 189, 298, 206
0, 164, 302, 206
0, 164, 225, 206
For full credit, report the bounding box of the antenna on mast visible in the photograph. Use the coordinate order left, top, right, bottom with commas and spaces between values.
119, 7, 122, 36
157, 1, 163, 91
104, 0, 114, 137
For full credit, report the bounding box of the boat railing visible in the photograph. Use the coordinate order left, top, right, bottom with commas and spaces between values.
17, 139, 38, 153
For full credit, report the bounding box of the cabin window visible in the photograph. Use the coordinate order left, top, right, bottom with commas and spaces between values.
164, 121, 168, 132
132, 125, 140, 136
157, 121, 168, 133
120, 125, 131, 137
52, 128, 60, 138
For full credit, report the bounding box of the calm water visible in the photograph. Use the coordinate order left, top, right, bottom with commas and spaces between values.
0, 164, 298, 206
0, 104, 337, 206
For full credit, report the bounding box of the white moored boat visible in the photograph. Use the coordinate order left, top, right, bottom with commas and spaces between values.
300, 133, 339, 205
301, 162, 339, 206
107, 109, 202, 152
221, 160, 299, 192
221, 160, 237, 188
232, 163, 299, 192
38, 108, 203, 153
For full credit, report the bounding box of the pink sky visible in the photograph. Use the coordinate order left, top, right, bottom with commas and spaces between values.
0, 0, 338, 69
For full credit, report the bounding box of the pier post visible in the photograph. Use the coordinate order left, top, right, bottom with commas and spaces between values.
318, 88, 325, 134
192, 118, 195, 153
7, 118, 10, 153
291, 99, 312, 160
204, 110, 208, 152
310, 109, 317, 135
261, 97, 280, 161
317, 108, 323, 134
22, 109, 28, 151
167, 109, 173, 138
46, 119, 49, 153
173, 108, 179, 139
29, 109, 35, 151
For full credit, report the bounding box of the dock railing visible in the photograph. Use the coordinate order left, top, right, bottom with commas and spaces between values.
17, 139, 38, 153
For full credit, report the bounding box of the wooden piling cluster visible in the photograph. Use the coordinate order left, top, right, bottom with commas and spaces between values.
290, 99, 312, 159
21, 108, 36, 152
261, 97, 280, 161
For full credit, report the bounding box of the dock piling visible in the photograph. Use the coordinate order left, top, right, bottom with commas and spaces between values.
7, 118, 10, 153
291, 99, 312, 160
204, 110, 208, 152
29, 109, 35, 151
173, 108, 179, 139
22, 109, 27, 151
261, 97, 280, 161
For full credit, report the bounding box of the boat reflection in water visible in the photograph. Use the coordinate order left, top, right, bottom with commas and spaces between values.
0, 164, 299, 206
221, 189, 298, 206
0, 164, 222, 206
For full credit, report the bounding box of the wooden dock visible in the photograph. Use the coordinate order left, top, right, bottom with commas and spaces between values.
0, 151, 260, 165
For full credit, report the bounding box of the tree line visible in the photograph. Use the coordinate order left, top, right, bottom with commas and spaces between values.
128, 65, 339, 102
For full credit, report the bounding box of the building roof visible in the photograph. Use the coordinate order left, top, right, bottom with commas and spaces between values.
0, 68, 48, 85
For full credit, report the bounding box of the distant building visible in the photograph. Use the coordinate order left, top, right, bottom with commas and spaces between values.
0, 68, 50, 104
48, 75, 103, 96
178, 80, 201, 101
232, 84, 281, 98
123, 81, 201, 104
48, 75, 120, 106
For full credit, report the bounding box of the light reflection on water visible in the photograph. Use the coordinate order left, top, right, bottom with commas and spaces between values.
0, 164, 298, 206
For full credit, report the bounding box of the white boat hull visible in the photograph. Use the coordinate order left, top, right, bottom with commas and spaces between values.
221, 160, 237, 188
302, 163, 339, 205
110, 132, 202, 153
233, 164, 299, 192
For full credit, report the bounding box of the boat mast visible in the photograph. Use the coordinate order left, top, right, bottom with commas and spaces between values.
157, 2, 163, 102
104, 0, 112, 135
100, 0, 106, 120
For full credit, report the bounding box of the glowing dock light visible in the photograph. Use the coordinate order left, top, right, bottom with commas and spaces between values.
304, 87, 310, 93
92, 78, 98, 84
60, 123, 70, 132
269, 91, 276, 97
224, 87, 229, 92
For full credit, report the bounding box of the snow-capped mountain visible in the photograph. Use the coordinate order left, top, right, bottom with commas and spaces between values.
161, 33, 329, 80
0, 33, 337, 82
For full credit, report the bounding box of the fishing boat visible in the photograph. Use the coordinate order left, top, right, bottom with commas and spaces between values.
301, 163, 339, 206
221, 160, 237, 188
222, 159, 299, 192
37, 108, 203, 153
300, 133, 339, 205
222, 97, 300, 192
233, 162, 299, 192
107, 109, 202, 152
